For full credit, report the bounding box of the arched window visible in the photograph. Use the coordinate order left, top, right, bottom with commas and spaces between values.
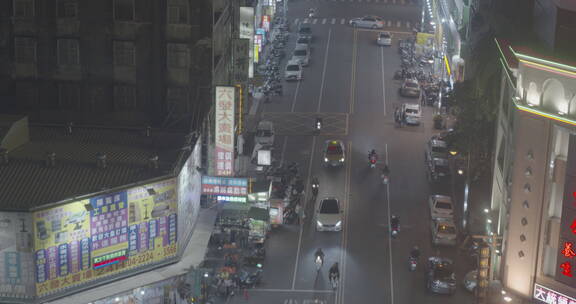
541, 79, 567, 113
526, 82, 540, 106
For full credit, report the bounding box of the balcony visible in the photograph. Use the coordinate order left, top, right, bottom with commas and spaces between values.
12, 63, 37, 79
113, 22, 143, 40
11, 18, 36, 35
56, 19, 80, 36
54, 64, 82, 81
113, 66, 136, 83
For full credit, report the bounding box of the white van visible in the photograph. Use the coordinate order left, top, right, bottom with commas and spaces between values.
255, 121, 275, 145
401, 103, 422, 125
285, 60, 303, 81
292, 44, 310, 66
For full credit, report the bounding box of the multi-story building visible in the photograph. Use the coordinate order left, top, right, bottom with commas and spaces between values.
490, 1, 576, 301
0, 0, 212, 129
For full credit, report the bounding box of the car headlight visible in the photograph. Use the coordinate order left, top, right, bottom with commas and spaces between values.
335, 221, 342, 227
316, 220, 323, 227
339, 157, 344, 162
324, 157, 329, 162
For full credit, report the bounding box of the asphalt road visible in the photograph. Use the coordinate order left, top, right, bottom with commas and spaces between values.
233, 0, 476, 303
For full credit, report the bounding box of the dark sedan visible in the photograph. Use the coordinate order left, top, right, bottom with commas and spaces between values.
427, 257, 456, 295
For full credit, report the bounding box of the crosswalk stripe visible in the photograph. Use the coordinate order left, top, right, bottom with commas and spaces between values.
303, 18, 309, 24
331, 18, 336, 24
396, 20, 401, 27
313, 18, 318, 24
406, 21, 411, 28
294, 18, 299, 25
322, 18, 326, 24
387, 20, 392, 27
341, 18, 345, 24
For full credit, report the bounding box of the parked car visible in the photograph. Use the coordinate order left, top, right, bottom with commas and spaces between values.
429, 195, 454, 220
296, 36, 311, 49
285, 59, 303, 81
400, 78, 421, 98
255, 121, 275, 145
427, 257, 457, 295
427, 157, 450, 181
316, 198, 343, 232
323, 140, 345, 167
463, 270, 478, 293
401, 103, 422, 125
425, 139, 449, 161
291, 44, 310, 66
349, 16, 384, 29
298, 24, 312, 40
431, 218, 458, 246
377, 31, 392, 46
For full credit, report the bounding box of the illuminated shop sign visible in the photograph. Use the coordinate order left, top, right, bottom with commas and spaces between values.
202, 176, 248, 196
217, 196, 247, 203
534, 283, 576, 304
93, 249, 127, 269
557, 135, 576, 287
214, 86, 235, 176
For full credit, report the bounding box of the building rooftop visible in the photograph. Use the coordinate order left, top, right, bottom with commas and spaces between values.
0, 124, 188, 211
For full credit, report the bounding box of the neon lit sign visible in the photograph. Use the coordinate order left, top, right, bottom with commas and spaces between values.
93, 249, 127, 269
556, 135, 576, 286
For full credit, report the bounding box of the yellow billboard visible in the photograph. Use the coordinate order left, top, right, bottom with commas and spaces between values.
33, 178, 178, 297
416, 32, 434, 47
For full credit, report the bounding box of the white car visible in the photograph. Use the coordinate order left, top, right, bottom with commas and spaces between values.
285, 60, 303, 81
429, 195, 454, 220
431, 218, 457, 246
401, 103, 422, 125
400, 78, 421, 97
377, 31, 392, 46
316, 198, 342, 232
292, 45, 310, 66
349, 16, 384, 29
295, 36, 311, 50
255, 121, 275, 145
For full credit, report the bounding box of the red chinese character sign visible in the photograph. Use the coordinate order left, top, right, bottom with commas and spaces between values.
557, 135, 576, 287
215, 86, 235, 176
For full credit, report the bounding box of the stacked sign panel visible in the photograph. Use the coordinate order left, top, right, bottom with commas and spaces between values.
215, 86, 236, 177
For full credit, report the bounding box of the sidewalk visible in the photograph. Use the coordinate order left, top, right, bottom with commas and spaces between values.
45, 208, 218, 304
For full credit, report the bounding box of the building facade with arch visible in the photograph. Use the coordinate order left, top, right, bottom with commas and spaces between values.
491, 40, 576, 302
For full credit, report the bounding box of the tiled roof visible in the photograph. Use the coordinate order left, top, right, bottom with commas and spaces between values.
0, 125, 187, 211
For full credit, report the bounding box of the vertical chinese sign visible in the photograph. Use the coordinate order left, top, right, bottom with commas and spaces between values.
239, 7, 254, 78
557, 134, 576, 286
215, 86, 236, 177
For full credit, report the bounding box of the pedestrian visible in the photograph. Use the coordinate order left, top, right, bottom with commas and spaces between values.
294, 203, 302, 225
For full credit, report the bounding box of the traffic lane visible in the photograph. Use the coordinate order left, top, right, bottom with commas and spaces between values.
340, 137, 392, 304
318, 26, 354, 114
294, 136, 348, 290
340, 4, 421, 23
229, 290, 333, 304
382, 33, 413, 115
352, 29, 386, 116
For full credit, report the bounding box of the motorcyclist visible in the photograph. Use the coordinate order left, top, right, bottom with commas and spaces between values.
311, 177, 320, 196
315, 117, 323, 130
381, 164, 390, 176
368, 149, 378, 163
315, 248, 325, 264
410, 246, 421, 260
391, 215, 400, 231
329, 262, 340, 282
308, 8, 316, 17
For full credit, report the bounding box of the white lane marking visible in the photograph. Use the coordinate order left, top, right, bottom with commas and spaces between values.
331, 18, 336, 24
316, 28, 332, 112
385, 143, 394, 304
294, 18, 300, 25
381, 46, 387, 116
279, 79, 301, 167
256, 288, 333, 293
322, 18, 327, 24
387, 20, 392, 27
337, 141, 353, 304
406, 21, 411, 28
303, 18, 309, 24
313, 18, 318, 24
341, 18, 345, 24
396, 20, 401, 27
291, 135, 317, 289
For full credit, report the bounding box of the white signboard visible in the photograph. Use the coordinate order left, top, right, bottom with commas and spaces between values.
534, 283, 576, 304
239, 7, 254, 78
258, 149, 271, 166
215, 86, 236, 176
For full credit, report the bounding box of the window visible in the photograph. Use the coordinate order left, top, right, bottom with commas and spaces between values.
14, 0, 34, 18
167, 43, 189, 68
58, 83, 79, 109
14, 37, 36, 63
113, 41, 135, 66
56, 0, 77, 18
167, 87, 189, 112
114, 0, 134, 21
114, 85, 136, 110
57, 39, 79, 65
167, 4, 188, 24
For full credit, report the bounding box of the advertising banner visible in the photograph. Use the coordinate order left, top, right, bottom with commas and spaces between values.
33, 179, 178, 297
239, 7, 254, 78
232, 38, 250, 83
215, 86, 236, 176
0, 212, 35, 299
201, 176, 248, 196
533, 283, 576, 303
177, 138, 202, 255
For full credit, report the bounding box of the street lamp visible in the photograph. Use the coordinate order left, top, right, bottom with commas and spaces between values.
449, 150, 458, 156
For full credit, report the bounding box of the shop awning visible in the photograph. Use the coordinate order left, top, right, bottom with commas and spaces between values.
248, 207, 270, 222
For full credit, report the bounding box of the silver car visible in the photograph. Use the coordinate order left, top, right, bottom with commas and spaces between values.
377, 31, 392, 46
296, 36, 311, 50
284, 60, 303, 81
431, 218, 457, 246
291, 45, 310, 66
316, 198, 343, 232
349, 16, 384, 29
400, 78, 421, 97
429, 195, 454, 220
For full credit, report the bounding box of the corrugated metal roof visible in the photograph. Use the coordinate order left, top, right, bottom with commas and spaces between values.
0, 125, 187, 211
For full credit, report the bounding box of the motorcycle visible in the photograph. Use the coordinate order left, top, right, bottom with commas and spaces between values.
369, 154, 377, 168
308, 9, 316, 18
381, 173, 389, 185
391, 216, 400, 238
409, 257, 418, 271
237, 269, 263, 288
311, 179, 319, 196
315, 118, 322, 131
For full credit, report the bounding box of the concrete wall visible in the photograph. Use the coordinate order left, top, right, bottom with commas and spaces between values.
533, 0, 558, 50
